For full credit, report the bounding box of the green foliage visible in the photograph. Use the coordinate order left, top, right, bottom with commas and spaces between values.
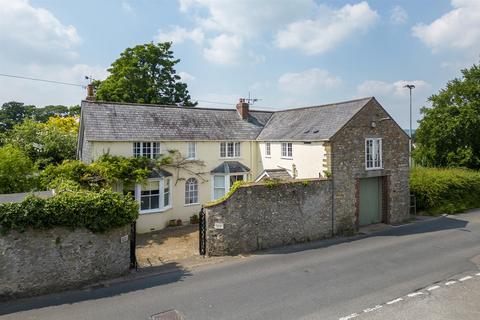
39, 155, 164, 191
413, 62, 480, 169
0, 190, 138, 234
410, 167, 480, 214
264, 178, 281, 188
0, 145, 36, 193
205, 180, 246, 207
0, 101, 35, 133
3, 118, 77, 167
95, 42, 196, 106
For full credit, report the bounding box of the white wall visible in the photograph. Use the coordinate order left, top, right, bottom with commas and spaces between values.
258, 141, 327, 179
89, 140, 258, 233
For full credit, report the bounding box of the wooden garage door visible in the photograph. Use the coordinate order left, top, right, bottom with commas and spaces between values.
359, 177, 382, 226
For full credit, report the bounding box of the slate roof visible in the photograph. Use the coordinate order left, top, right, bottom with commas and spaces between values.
256, 97, 373, 141
147, 168, 173, 179
256, 169, 293, 182
81, 101, 273, 141
211, 161, 250, 174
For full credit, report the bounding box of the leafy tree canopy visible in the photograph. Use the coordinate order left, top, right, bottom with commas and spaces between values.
0, 144, 36, 193
94, 42, 196, 106
3, 117, 78, 168
0, 101, 35, 133
413, 62, 480, 169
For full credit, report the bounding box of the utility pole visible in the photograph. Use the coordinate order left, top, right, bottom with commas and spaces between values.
404, 84, 415, 167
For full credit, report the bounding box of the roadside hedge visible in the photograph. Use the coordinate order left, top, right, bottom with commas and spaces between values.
410, 167, 480, 214
0, 189, 138, 234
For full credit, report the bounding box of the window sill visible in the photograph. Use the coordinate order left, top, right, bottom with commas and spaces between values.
184, 202, 200, 207
186, 157, 197, 161
139, 206, 172, 215
265, 156, 271, 158
365, 167, 383, 171
281, 157, 293, 160
219, 157, 242, 160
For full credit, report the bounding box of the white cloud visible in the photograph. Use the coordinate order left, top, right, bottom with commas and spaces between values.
412, 0, 480, 52
390, 5, 408, 25
155, 26, 204, 44
275, 2, 379, 55
278, 68, 341, 94
0, 64, 107, 106
203, 34, 243, 65
178, 71, 195, 82
357, 80, 430, 97
0, 0, 81, 64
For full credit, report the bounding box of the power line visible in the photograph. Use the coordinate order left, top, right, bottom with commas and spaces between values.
0, 73, 85, 88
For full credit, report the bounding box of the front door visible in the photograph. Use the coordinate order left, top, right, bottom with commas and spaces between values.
359, 177, 382, 226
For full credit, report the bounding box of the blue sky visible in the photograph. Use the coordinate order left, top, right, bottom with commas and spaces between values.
0, 0, 478, 129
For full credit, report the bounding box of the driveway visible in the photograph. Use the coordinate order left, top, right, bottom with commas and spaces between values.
1, 211, 480, 320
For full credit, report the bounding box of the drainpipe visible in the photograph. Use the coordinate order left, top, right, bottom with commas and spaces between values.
331, 142, 335, 237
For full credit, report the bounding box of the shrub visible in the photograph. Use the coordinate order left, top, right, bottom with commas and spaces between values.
410, 167, 480, 214
0, 189, 138, 234
0, 144, 37, 193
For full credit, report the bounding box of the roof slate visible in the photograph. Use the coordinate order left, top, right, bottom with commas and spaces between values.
81, 101, 273, 141
80, 97, 373, 143
256, 97, 372, 141
211, 161, 250, 174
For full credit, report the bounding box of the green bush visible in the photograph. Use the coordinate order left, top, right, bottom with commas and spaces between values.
0, 189, 138, 234
410, 167, 480, 214
0, 144, 37, 193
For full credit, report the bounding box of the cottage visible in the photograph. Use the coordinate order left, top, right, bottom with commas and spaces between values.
77, 97, 409, 233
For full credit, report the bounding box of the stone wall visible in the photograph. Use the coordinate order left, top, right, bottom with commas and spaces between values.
204, 179, 333, 256
331, 98, 410, 232
0, 225, 131, 300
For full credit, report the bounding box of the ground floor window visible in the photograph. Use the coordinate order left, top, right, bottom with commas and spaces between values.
212, 174, 245, 200
185, 178, 198, 204
135, 178, 172, 213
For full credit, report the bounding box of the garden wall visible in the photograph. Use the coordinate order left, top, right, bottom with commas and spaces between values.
0, 225, 131, 300
204, 179, 333, 256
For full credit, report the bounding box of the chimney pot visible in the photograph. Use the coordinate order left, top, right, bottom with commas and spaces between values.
86, 84, 95, 101
236, 99, 249, 120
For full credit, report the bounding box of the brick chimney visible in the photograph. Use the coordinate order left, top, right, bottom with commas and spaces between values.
86, 84, 95, 101
236, 98, 249, 120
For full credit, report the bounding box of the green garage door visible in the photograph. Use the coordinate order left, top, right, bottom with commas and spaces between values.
359, 177, 382, 226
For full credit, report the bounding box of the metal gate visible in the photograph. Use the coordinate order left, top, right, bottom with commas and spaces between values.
130, 221, 137, 269
199, 207, 206, 256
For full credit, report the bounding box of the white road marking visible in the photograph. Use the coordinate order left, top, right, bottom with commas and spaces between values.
339, 313, 359, 320
475, 272, 480, 276
427, 285, 440, 291
460, 276, 473, 281
363, 305, 382, 313
445, 281, 457, 286
386, 298, 403, 305
407, 292, 424, 297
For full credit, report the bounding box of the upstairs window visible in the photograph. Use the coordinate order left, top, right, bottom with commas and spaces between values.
281, 142, 293, 158
365, 138, 382, 170
133, 142, 161, 159
220, 142, 240, 158
187, 142, 196, 160
265, 142, 271, 157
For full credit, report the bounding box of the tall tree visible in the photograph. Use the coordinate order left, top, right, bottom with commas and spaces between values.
413, 62, 480, 169
95, 42, 196, 106
0, 101, 35, 132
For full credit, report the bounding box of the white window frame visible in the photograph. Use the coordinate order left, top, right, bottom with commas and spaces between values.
133, 142, 161, 159
265, 142, 271, 157
185, 178, 199, 205
211, 174, 246, 200
187, 142, 196, 160
220, 142, 241, 158
135, 177, 172, 214
281, 142, 293, 159
365, 138, 383, 170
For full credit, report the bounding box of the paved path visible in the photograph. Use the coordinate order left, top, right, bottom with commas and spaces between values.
1, 212, 480, 320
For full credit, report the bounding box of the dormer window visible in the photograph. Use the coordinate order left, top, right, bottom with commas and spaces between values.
365, 138, 382, 170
